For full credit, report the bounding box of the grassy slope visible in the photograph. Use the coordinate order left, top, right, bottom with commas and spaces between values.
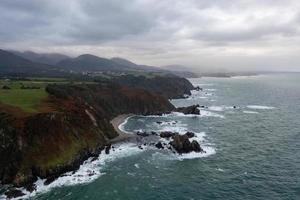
0, 80, 48, 113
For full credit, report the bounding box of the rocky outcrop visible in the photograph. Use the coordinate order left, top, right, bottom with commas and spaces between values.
160, 131, 176, 138
176, 104, 200, 115
169, 134, 203, 154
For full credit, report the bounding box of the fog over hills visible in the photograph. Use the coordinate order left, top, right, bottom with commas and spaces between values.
10, 51, 71, 65
0, 0, 299, 72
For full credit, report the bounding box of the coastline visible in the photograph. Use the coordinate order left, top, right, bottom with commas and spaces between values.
110, 114, 136, 144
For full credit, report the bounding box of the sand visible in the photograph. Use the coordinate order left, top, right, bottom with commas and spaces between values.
110, 114, 137, 143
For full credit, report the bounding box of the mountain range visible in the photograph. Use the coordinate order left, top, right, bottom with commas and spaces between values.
0, 49, 198, 78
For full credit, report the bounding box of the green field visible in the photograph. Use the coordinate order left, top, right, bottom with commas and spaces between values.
0, 78, 99, 113
0, 80, 49, 113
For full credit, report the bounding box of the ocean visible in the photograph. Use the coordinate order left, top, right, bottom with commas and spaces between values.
2, 73, 300, 200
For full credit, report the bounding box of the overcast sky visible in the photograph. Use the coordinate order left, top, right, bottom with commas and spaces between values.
1, 0, 300, 72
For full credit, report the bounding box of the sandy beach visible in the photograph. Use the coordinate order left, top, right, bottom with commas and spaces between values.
110, 114, 136, 143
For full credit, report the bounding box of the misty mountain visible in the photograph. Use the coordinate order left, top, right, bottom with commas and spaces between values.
111, 57, 162, 72
10, 51, 71, 65
57, 54, 133, 72
0, 49, 199, 78
0, 49, 67, 76
161, 65, 199, 78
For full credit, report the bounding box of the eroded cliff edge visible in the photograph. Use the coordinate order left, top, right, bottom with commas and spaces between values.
0, 76, 194, 187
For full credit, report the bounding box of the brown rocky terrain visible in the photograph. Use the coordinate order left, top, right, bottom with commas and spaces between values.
0, 78, 192, 188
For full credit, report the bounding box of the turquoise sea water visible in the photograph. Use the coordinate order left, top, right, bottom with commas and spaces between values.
2, 73, 300, 200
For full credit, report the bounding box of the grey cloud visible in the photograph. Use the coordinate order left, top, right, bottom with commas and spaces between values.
0, 0, 299, 71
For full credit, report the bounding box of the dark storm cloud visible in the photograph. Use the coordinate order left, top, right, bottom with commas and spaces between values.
0, 0, 299, 71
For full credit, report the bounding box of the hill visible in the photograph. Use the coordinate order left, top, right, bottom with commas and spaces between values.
10, 51, 70, 65
0, 49, 68, 77
111, 57, 163, 72
57, 54, 131, 72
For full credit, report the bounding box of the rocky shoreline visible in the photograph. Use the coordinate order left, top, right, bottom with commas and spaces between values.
2, 104, 204, 199
0, 77, 199, 199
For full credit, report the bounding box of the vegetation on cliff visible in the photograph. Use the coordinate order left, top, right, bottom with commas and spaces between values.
0, 79, 179, 186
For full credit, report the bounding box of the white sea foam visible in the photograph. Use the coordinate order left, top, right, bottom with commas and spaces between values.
243, 110, 259, 114
193, 83, 214, 86
204, 88, 216, 91
134, 163, 140, 169
208, 106, 225, 112
155, 121, 188, 133
208, 105, 237, 112
200, 110, 225, 118
246, 105, 275, 110
118, 116, 134, 134
155, 111, 224, 119
8, 143, 144, 200
177, 146, 216, 160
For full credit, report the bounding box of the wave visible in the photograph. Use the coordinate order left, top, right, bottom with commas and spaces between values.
6, 143, 144, 200
243, 110, 259, 114
246, 105, 275, 110
200, 110, 225, 118
118, 115, 134, 134
204, 88, 217, 91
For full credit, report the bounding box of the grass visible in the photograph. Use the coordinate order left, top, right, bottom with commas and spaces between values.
0, 78, 99, 113
0, 80, 48, 113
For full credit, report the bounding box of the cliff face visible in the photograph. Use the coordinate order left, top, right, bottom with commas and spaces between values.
113, 75, 194, 99
0, 82, 175, 186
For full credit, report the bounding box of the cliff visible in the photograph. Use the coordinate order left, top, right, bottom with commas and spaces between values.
113, 75, 194, 99
0, 82, 175, 187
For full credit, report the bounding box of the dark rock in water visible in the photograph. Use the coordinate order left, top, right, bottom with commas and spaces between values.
155, 142, 164, 149
160, 131, 175, 138
44, 175, 58, 185
151, 131, 158, 135
24, 182, 36, 192
105, 144, 111, 155
233, 106, 237, 109
176, 104, 200, 115
136, 131, 149, 137
138, 145, 143, 150
5, 189, 25, 199
194, 86, 203, 91
156, 121, 163, 125
191, 140, 202, 152
169, 134, 202, 154
185, 132, 195, 138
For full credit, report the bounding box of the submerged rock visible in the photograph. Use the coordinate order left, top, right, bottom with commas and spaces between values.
176, 104, 200, 115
